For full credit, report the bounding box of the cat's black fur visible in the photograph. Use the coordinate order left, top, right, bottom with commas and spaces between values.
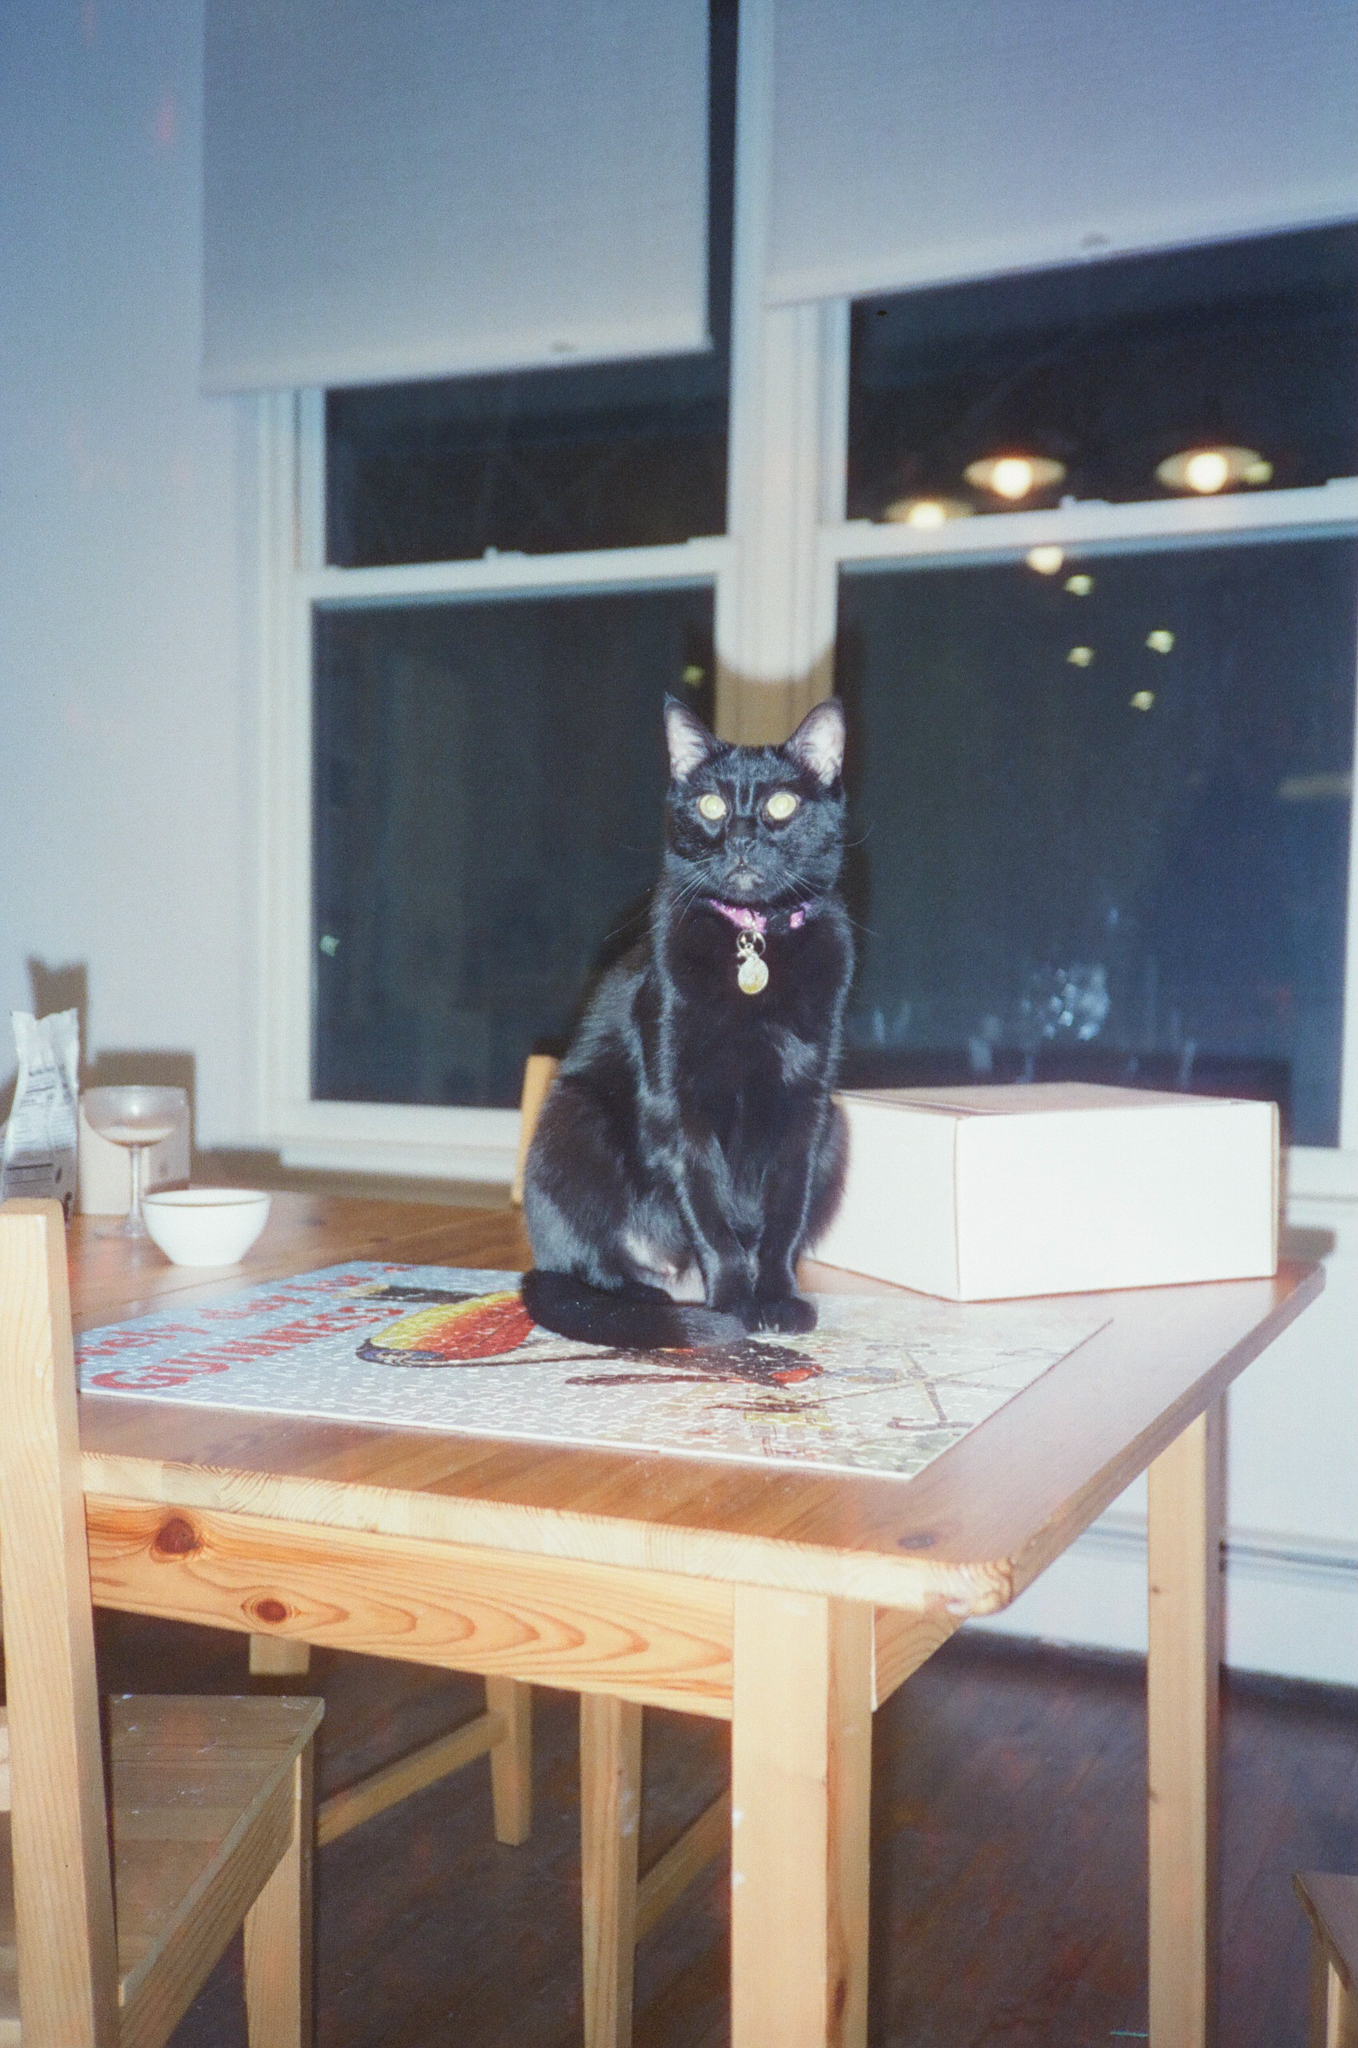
521, 696, 853, 1347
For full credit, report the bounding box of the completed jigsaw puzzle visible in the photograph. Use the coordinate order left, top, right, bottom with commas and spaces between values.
77, 1263, 1110, 1481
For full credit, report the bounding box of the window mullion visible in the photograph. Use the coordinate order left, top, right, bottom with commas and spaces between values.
296, 389, 326, 570
719, 0, 849, 744
256, 390, 312, 1142
1341, 620, 1358, 1153
721, 302, 828, 739
723, 298, 848, 741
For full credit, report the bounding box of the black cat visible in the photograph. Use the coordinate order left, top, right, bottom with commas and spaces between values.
521, 695, 853, 1347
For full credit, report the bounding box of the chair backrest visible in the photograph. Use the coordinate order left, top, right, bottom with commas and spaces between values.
0, 1199, 120, 2045
511, 1054, 560, 1205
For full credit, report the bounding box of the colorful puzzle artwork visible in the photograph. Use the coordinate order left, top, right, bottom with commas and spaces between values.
76, 1263, 1110, 1481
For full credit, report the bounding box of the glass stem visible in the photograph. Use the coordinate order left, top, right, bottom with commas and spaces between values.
127, 1143, 148, 1235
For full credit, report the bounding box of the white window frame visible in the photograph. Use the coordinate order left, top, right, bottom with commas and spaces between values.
253, 0, 1358, 1198
257, 388, 734, 1180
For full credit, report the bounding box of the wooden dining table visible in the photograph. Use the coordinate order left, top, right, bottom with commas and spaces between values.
68, 1191, 1322, 2048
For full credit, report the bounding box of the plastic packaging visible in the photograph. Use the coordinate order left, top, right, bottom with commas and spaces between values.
1, 1009, 80, 1218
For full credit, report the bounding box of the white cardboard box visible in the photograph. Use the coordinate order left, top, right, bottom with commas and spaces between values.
814, 1082, 1279, 1300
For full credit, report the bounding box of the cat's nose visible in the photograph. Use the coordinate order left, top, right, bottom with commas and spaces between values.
728, 816, 757, 844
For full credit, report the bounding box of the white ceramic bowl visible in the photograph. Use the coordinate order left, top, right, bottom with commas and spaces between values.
142, 1188, 272, 1267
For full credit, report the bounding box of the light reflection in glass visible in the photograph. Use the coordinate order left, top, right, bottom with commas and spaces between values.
884, 495, 974, 526
964, 454, 1066, 500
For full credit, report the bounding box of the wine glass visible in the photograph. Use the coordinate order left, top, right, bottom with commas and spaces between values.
82, 1086, 188, 1238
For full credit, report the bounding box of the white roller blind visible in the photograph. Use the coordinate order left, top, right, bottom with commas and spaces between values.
203, 0, 710, 391
769, 0, 1358, 305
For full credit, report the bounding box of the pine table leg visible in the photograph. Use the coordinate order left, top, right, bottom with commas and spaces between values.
580, 1693, 643, 2048
731, 1587, 873, 2048
1147, 1400, 1225, 2048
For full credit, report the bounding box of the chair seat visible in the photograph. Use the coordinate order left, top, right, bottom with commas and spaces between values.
0, 1693, 322, 2046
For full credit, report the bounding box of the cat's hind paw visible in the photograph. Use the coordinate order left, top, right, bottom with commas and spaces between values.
749, 1293, 817, 1334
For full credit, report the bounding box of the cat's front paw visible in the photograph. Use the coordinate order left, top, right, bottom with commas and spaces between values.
750, 1293, 817, 1334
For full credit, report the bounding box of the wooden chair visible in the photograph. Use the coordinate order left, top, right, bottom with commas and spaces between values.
233, 1074, 541, 1845
243, 1054, 549, 1846
1295, 1872, 1358, 2048
246, 1637, 531, 1858
255, 1056, 544, 1841
513, 1060, 729, 2047
0, 1197, 323, 2048
243, 1214, 534, 1855
511, 1052, 561, 1205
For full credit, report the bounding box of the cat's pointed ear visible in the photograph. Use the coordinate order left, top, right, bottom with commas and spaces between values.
664, 695, 720, 782
785, 697, 845, 786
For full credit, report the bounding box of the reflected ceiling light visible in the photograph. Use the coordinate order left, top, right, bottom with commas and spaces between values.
1067, 645, 1094, 667
883, 495, 974, 527
1156, 445, 1273, 494
1146, 629, 1175, 653
1130, 690, 1155, 711
1026, 545, 1065, 574
1065, 573, 1094, 596
964, 453, 1066, 500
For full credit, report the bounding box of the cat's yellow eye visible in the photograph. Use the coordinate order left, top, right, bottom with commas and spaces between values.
697, 792, 728, 822
765, 791, 799, 822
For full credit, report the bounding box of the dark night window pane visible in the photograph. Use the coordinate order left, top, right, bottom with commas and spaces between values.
313, 585, 715, 1107
836, 536, 1357, 1146
325, 0, 736, 567
849, 226, 1358, 524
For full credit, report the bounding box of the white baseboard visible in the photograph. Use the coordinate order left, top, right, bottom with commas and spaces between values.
278, 1135, 518, 1182
263, 1101, 520, 1185
969, 1512, 1358, 1687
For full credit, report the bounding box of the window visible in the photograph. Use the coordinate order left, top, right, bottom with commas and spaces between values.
848, 225, 1357, 523
828, 231, 1358, 1155
323, 0, 736, 567
327, 351, 730, 568
276, 0, 738, 1150
258, 15, 1357, 1189
313, 586, 715, 1107
837, 535, 1356, 1145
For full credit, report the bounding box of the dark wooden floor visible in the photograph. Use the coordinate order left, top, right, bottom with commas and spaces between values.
83, 1612, 1354, 2048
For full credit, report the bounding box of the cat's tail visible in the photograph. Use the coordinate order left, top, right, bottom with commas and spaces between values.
520, 1268, 744, 1349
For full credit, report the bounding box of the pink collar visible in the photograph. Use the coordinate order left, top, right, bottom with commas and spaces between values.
701, 897, 811, 934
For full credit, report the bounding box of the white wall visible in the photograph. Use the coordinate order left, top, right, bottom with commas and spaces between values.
971, 1198, 1358, 1685
0, 0, 257, 1147
1, 0, 1352, 1683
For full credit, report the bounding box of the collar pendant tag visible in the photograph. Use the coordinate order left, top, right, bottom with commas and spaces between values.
736, 930, 769, 995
